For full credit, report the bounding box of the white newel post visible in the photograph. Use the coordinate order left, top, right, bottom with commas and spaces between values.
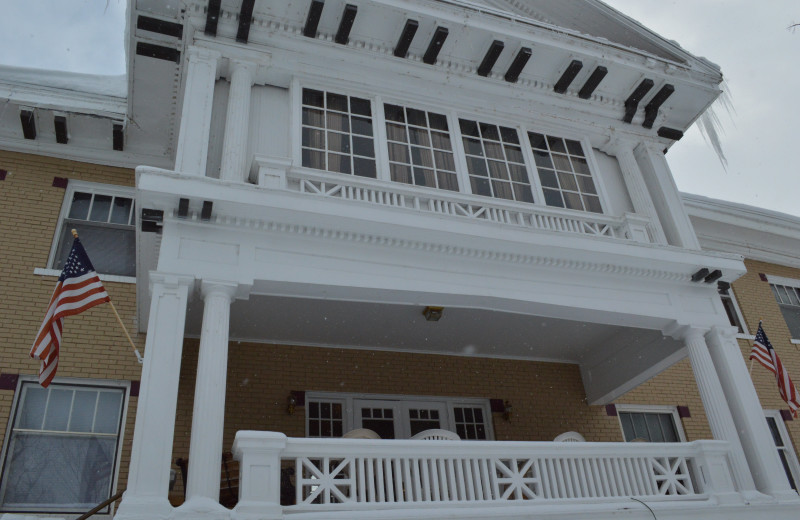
182, 281, 238, 511
175, 47, 221, 176
706, 326, 799, 500
219, 59, 257, 183
232, 431, 287, 520
116, 274, 194, 520
633, 143, 701, 250
613, 140, 668, 245
681, 326, 759, 499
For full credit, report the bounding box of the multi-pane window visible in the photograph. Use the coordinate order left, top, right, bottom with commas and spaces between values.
766, 412, 800, 491
408, 408, 442, 437
770, 283, 800, 339
0, 381, 126, 513
718, 282, 746, 334
301, 88, 376, 178
459, 119, 533, 203
384, 104, 458, 191
453, 406, 487, 440
307, 399, 344, 438
618, 410, 680, 442
52, 184, 135, 277
528, 132, 601, 213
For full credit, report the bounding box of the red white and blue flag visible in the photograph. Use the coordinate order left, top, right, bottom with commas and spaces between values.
30, 237, 110, 387
750, 322, 800, 417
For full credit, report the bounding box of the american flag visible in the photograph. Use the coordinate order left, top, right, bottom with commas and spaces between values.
750, 322, 800, 417
30, 237, 110, 387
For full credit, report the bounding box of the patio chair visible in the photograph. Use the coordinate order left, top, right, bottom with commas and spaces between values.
553, 431, 586, 442
342, 428, 381, 439
410, 429, 460, 440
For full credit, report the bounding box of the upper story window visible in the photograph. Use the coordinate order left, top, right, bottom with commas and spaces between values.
0, 379, 127, 513
301, 88, 376, 178
718, 282, 747, 335
384, 104, 458, 191
459, 119, 533, 203
50, 182, 135, 277
528, 132, 601, 213
770, 281, 800, 339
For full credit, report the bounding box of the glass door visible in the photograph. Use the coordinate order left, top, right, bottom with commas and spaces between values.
354, 399, 400, 439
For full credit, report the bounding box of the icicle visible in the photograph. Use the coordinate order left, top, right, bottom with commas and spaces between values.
695, 79, 735, 171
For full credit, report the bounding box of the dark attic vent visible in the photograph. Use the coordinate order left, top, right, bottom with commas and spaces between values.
20, 110, 36, 140
137, 15, 183, 39
136, 42, 180, 63
113, 123, 124, 151
54, 115, 68, 144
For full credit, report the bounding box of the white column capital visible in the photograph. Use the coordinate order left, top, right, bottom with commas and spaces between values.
186, 45, 222, 67
200, 279, 239, 300
709, 325, 740, 342
149, 272, 195, 294
226, 57, 259, 79
663, 321, 709, 343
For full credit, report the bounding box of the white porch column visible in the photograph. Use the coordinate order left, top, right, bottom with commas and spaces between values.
116, 273, 194, 520
680, 326, 761, 499
183, 281, 238, 510
706, 326, 799, 500
612, 140, 668, 245
219, 59, 257, 183
633, 143, 701, 249
175, 47, 220, 176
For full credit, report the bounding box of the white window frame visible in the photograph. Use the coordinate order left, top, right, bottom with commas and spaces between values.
717, 282, 750, 338
42, 180, 136, 282
764, 409, 800, 491
764, 274, 800, 343
304, 391, 495, 440
291, 81, 611, 215
0, 376, 130, 515
615, 404, 687, 442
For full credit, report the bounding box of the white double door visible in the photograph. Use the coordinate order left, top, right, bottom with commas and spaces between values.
354, 399, 448, 439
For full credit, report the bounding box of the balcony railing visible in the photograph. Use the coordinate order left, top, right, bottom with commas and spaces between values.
251, 157, 653, 244
232, 432, 738, 517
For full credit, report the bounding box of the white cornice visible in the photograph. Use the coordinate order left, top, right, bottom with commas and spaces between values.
683, 193, 800, 269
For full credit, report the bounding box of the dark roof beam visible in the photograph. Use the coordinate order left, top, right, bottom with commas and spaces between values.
553, 59, 583, 94
394, 20, 418, 58
335, 4, 358, 45
657, 127, 683, 141
236, 0, 256, 43
20, 109, 36, 140
205, 0, 221, 36
643, 84, 675, 129
477, 40, 504, 77
504, 47, 532, 83
578, 66, 608, 99
423, 27, 449, 65
623, 79, 654, 123
54, 115, 68, 144
304, 1, 325, 38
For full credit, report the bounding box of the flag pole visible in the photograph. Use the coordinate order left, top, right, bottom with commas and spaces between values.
71, 229, 143, 364
749, 318, 763, 376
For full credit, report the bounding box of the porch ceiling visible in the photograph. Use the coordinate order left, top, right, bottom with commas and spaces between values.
183, 293, 684, 366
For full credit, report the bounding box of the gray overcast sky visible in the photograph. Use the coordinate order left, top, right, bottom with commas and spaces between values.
1, 1, 798, 216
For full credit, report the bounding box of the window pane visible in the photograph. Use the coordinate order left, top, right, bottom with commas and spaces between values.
18, 387, 47, 430
645, 414, 664, 442
69, 391, 97, 433
353, 158, 376, 178
349, 97, 371, 116
302, 89, 324, 107
352, 136, 374, 158
55, 222, 136, 277
390, 164, 412, 184
620, 414, 635, 441
95, 391, 123, 434
43, 389, 72, 431
326, 92, 348, 112
68, 192, 92, 220
88, 195, 112, 222
109, 198, 132, 225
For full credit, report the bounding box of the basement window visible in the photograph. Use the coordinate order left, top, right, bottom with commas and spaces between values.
49, 182, 135, 277
0, 379, 127, 513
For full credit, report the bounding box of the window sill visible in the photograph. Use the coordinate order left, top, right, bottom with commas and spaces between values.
791, 339, 800, 345
34, 268, 136, 284
736, 334, 755, 341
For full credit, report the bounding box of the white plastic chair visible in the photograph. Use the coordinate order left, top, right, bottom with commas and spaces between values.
410, 429, 460, 440
553, 431, 586, 442
342, 428, 381, 439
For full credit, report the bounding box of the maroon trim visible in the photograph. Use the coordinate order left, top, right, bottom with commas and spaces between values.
677, 406, 691, 418
780, 409, 794, 422
605, 404, 618, 416
759, 273, 768, 282
130, 380, 140, 397
52, 177, 68, 189
291, 390, 305, 407
0, 169, 7, 181
490, 399, 505, 413
0, 374, 19, 391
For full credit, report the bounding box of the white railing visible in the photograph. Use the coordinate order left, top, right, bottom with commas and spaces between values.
249, 157, 652, 243
232, 432, 738, 517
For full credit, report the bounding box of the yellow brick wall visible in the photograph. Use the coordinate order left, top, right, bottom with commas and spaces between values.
0, 149, 143, 496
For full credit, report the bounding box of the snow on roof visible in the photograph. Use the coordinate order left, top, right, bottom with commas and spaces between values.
0, 65, 126, 99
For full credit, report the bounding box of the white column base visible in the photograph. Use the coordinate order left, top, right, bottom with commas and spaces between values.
114, 494, 175, 520
174, 497, 232, 520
